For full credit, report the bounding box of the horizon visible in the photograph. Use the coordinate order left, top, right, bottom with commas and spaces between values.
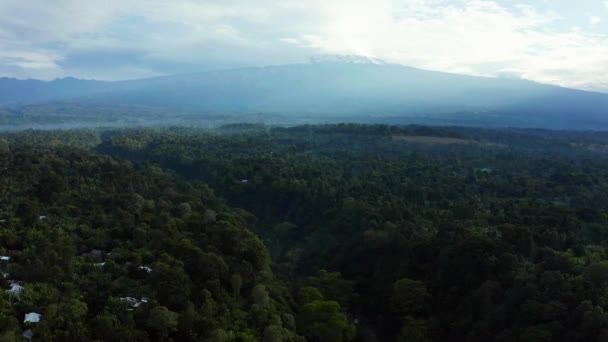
2, 55, 607, 95
1, 0, 607, 92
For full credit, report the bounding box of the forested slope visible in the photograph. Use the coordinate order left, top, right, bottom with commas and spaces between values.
0, 131, 305, 341
100, 124, 608, 341
4, 125, 608, 341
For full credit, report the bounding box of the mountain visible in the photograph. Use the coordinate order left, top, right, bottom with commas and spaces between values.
0, 77, 112, 104
309, 54, 388, 65
1, 58, 608, 129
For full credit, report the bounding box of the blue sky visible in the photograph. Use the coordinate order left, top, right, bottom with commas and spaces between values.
0, 0, 607, 92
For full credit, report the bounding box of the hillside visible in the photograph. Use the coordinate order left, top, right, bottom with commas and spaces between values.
1, 62, 607, 129
0, 131, 304, 341
99, 124, 608, 341
4, 124, 608, 340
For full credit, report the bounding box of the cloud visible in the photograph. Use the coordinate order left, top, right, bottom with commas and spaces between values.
0, 0, 606, 92
588, 14, 601, 26
280, 0, 608, 91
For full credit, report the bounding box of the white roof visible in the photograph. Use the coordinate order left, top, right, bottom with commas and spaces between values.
119, 296, 148, 308
24, 312, 41, 323
8, 282, 23, 295
94, 262, 106, 267
139, 266, 152, 273
0, 256, 10, 261
119, 297, 139, 306
22, 329, 34, 340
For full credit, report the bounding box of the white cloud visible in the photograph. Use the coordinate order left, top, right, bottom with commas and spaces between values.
588, 14, 601, 26
280, 0, 608, 91
0, 0, 606, 92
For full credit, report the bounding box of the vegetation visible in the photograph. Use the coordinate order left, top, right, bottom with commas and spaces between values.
0, 130, 302, 341
3, 123, 608, 341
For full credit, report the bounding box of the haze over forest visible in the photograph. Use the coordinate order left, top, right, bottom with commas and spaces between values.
0, 57, 607, 130
1, 0, 608, 130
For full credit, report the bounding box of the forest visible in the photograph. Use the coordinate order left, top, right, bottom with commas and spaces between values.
2, 124, 608, 341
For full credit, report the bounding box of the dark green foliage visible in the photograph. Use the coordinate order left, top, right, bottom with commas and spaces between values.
398, 319, 432, 342
6, 124, 608, 341
391, 278, 431, 317
96, 124, 608, 341
146, 306, 178, 338
0, 131, 302, 341
296, 288, 324, 306
297, 300, 355, 342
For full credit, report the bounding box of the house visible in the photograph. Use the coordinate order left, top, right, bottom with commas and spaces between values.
119, 296, 149, 310
119, 296, 139, 306
24, 312, 41, 323
22, 329, 34, 341
0, 256, 10, 261
7, 282, 23, 295
139, 266, 152, 273
90, 250, 103, 258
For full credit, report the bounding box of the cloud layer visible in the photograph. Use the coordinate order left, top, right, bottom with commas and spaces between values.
0, 0, 607, 92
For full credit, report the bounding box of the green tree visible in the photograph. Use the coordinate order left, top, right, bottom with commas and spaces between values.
297, 287, 324, 305
297, 300, 355, 342
147, 306, 179, 339
391, 278, 431, 317
231, 274, 243, 298
398, 319, 433, 342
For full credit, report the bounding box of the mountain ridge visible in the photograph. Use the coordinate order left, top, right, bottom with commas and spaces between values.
1, 61, 607, 129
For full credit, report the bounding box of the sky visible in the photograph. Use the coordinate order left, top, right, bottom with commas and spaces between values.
0, 0, 607, 92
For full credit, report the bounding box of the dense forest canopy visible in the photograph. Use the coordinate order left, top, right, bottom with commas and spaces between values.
2, 124, 608, 341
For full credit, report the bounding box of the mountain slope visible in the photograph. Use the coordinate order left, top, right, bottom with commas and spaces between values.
1, 61, 607, 129
0, 77, 112, 104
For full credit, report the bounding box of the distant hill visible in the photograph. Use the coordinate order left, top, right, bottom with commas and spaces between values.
1, 60, 607, 129
0, 77, 112, 104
